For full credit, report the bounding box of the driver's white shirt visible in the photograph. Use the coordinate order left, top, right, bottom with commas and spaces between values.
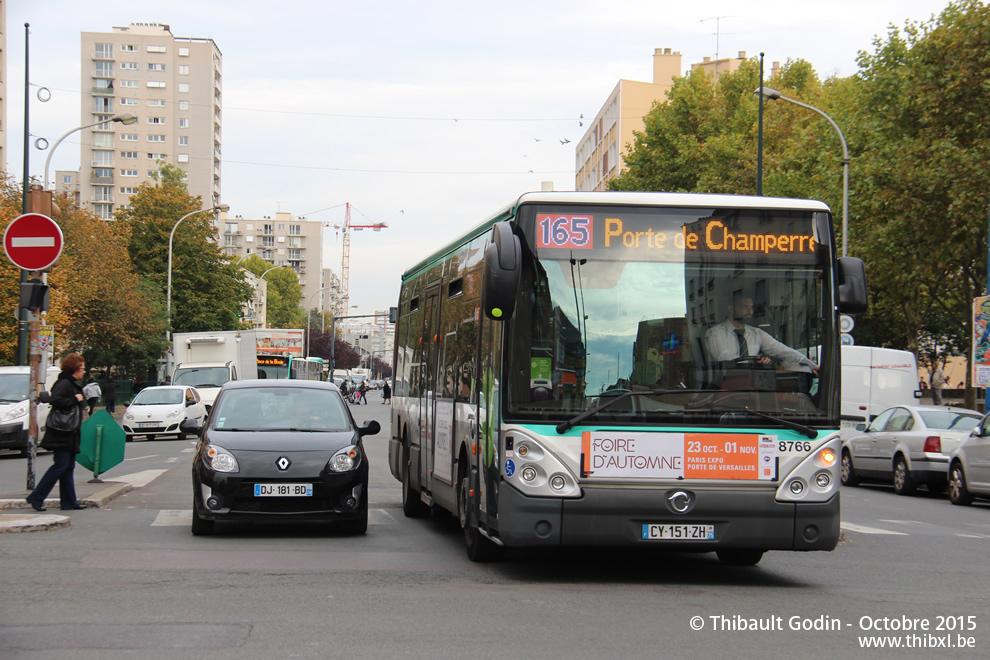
704, 321, 816, 370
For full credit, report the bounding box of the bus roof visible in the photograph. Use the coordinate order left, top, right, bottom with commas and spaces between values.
400, 191, 831, 281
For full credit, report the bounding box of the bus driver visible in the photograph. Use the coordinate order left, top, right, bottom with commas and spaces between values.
704, 293, 819, 376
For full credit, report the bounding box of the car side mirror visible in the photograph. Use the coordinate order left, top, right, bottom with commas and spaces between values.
180, 417, 204, 436
38, 390, 51, 404
357, 420, 381, 437
972, 427, 985, 438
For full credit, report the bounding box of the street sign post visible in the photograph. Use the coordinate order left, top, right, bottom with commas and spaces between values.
3, 213, 64, 271
77, 411, 126, 482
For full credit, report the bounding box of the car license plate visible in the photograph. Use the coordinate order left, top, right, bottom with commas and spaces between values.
641, 524, 715, 540
254, 483, 312, 497
137, 422, 159, 429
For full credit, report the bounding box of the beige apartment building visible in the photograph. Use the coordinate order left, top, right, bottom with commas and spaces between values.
78, 23, 221, 219
576, 48, 776, 191
220, 211, 342, 318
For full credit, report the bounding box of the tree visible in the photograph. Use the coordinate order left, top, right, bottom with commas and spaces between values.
115, 163, 252, 334
241, 255, 304, 329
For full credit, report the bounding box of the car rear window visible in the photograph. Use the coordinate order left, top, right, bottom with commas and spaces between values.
919, 411, 981, 432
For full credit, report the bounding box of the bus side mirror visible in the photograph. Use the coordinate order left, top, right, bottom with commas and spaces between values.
837, 257, 868, 315
482, 222, 522, 321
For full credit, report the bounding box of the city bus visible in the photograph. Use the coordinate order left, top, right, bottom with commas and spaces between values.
387, 191, 868, 564
257, 355, 325, 381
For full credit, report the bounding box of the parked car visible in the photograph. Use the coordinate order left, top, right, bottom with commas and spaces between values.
841, 404, 982, 495
947, 411, 990, 505
0, 366, 60, 455
122, 385, 207, 441
186, 379, 379, 535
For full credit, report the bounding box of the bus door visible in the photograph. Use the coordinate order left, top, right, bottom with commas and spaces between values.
419, 285, 443, 491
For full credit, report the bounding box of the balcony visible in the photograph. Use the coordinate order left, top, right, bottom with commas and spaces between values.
90, 175, 114, 185
92, 50, 115, 60
91, 194, 114, 204
91, 86, 115, 96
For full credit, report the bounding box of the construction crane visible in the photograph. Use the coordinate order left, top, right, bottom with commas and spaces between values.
324, 202, 387, 314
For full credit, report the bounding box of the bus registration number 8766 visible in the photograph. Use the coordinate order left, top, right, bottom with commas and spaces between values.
641, 524, 715, 540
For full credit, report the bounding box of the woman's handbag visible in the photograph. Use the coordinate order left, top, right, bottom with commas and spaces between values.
47, 404, 82, 432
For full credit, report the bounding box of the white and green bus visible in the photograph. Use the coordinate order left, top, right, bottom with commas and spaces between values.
388, 192, 868, 565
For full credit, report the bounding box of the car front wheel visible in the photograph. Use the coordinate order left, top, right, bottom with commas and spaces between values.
948, 463, 974, 506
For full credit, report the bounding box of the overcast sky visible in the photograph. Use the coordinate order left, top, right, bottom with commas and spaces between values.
7, 0, 952, 316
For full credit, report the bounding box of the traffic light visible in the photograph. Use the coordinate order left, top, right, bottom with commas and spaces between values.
389, 307, 397, 323
26, 185, 61, 218
20, 280, 49, 312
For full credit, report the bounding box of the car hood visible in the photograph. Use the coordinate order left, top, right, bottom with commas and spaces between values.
205, 428, 359, 453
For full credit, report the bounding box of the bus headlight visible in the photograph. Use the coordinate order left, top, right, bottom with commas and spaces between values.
521, 466, 538, 482
503, 433, 581, 498
776, 435, 841, 503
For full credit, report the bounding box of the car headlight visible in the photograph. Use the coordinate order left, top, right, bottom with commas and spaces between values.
124, 412, 135, 421
328, 446, 360, 472
165, 408, 182, 420
205, 444, 238, 473
3, 405, 27, 422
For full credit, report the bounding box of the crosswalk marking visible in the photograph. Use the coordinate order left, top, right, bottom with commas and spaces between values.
109, 469, 169, 488
841, 522, 908, 536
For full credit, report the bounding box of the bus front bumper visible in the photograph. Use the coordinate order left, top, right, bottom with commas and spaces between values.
495, 484, 839, 552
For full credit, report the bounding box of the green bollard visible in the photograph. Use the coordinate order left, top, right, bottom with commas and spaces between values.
88, 425, 104, 483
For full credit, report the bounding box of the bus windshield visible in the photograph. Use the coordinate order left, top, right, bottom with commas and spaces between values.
505, 204, 837, 425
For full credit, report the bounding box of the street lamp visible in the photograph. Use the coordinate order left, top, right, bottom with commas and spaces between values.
166, 204, 230, 341
43, 113, 138, 190
755, 87, 850, 257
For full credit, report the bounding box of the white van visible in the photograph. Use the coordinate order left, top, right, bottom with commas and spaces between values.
0, 366, 61, 455
841, 346, 922, 440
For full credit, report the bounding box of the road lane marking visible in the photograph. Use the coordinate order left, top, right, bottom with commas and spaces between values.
180, 448, 195, 453
840, 522, 908, 536
123, 454, 160, 461
108, 469, 168, 488
152, 510, 192, 526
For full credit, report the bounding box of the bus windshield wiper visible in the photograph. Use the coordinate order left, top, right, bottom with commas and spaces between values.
717, 407, 818, 439
555, 389, 715, 434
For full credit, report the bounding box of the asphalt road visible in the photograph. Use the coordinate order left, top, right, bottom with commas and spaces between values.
1, 398, 988, 659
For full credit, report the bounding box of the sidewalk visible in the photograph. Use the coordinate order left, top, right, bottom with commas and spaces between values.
0, 409, 130, 533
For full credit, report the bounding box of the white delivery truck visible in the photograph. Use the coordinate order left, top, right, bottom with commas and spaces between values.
841, 345, 922, 440
171, 331, 259, 410
0, 365, 61, 455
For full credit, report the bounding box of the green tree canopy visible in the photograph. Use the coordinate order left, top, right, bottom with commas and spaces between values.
240, 255, 305, 329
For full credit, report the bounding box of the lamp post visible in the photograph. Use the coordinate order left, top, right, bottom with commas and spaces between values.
166, 204, 230, 342
43, 113, 138, 190
755, 87, 850, 257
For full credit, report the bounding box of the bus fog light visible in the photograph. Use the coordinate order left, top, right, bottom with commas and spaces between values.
517, 444, 529, 457
550, 474, 566, 490
521, 466, 537, 482
789, 479, 805, 495
815, 472, 831, 488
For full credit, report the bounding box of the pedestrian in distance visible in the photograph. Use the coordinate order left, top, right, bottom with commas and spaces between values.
82, 377, 101, 417
359, 381, 369, 404
382, 380, 391, 404
25, 354, 88, 512
931, 364, 948, 405
101, 377, 118, 413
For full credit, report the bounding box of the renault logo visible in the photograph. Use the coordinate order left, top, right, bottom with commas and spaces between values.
276, 456, 291, 471
667, 490, 693, 513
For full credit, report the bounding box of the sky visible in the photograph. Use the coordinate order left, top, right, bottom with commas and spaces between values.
6, 0, 954, 317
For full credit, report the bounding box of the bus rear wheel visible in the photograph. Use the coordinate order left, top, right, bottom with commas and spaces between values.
716, 549, 764, 566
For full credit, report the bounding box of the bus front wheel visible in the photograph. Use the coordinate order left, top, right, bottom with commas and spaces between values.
402, 444, 430, 518
459, 473, 502, 562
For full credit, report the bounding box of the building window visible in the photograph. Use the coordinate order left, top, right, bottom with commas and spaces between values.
94, 43, 113, 59
178, 47, 190, 57
119, 186, 138, 194
148, 63, 166, 72
179, 65, 190, 75
178, 83, 190, 93
121, 169, 138, 177
94, 204, 113, 220
147, 99, 166, 107
121, 98, 138, 106
262, 236, 275, 248
147, 81, 167, 88
121, 133, 138, 142
93, 98, 113, 113
178, 119, 189, 128
120, 151, 138, 159
148, 135, 166, 142
147, 170, 160, 177
93, 187, 113, 202
177, 154, 189, 163
122, 44, 138, 52
94, 61, 114, 77
93, 151, 114, 166
148, 117, 166, 124
178, 100, 190, 111
178, 136, 189, 146
121, 62, 138, 70
147, 152, 167, 159
120, 80, 138, 88
147, 45, 166, 53
289, 224, 301, 235
62, 175, 73, 185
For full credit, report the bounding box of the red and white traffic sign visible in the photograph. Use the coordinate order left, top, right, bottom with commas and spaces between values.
3, 213, 64, 271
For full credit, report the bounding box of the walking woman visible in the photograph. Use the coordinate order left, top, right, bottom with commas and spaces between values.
25, 354, 87, 512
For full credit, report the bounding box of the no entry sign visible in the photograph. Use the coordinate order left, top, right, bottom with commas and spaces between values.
3, 213, 64, 270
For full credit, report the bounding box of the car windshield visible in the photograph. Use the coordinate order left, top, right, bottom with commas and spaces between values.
212, 388, 350, 432
0, 374, 29, 402
173, 367, 230, 388
919, 410, 981, 432
131, 389, 183, 405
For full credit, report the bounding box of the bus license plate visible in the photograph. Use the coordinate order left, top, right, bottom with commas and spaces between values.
642, 524, 715, 540
255, 483, 313, 497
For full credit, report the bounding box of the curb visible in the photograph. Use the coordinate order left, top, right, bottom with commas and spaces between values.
0, 513, 71, 533
0, 481, 132, 511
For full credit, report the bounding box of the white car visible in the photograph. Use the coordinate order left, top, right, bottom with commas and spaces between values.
947, 411, 990, 505
122, 385, 207, 441
0, 366, 60, 456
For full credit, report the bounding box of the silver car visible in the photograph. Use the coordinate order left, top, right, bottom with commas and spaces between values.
841, 405, 982, 496
947, 412, 990, 505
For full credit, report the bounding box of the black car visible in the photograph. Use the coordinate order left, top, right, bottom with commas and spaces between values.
185, 379, 379, 535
